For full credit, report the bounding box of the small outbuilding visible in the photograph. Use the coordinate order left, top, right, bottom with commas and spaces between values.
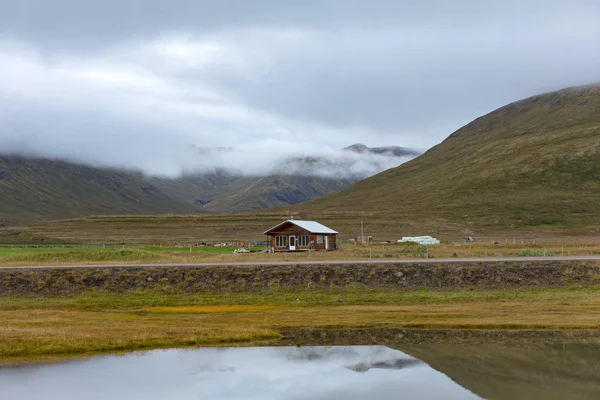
264, 220, 338, 252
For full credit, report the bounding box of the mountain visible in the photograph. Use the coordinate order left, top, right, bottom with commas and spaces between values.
294, 83, 600, 236
4, 84, 600, 241
0, 144, 415, 225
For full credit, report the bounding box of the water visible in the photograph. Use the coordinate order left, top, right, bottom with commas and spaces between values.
0, 346, 480, 400
3, 344, 600, 399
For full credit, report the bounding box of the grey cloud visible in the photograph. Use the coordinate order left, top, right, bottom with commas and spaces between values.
0, 94, 416, 179
1, 1, 600, 177
1, 1, 597, 50
176, 18, 600, 136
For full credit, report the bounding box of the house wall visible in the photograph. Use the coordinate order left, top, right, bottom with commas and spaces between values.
268, 223, 309, 251
267, 223, 337, 251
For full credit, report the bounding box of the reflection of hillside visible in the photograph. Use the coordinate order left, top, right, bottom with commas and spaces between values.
396, 344, 600, 400
346, 358, 423, 373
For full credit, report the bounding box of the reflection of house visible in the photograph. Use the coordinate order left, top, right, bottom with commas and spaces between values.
264, 220, 338, 252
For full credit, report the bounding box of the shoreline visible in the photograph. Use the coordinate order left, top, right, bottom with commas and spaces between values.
3, 328, 600, 367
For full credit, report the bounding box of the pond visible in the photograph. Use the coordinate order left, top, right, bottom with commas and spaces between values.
2, 344, 600, 399
1, 346, 478, 400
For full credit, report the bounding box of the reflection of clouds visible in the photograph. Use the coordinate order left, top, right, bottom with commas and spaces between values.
284, 345, 363, 361
0, 346, 481, 400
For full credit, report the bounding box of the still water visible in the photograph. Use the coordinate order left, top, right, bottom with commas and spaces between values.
0, 346, 480, 400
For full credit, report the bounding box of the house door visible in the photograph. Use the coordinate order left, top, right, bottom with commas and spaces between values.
325, 236, 329, 250
289, 236, 296, 251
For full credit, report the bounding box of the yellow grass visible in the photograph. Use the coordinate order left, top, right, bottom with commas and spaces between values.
2, 288, 600, 365
145, 305, 277, 313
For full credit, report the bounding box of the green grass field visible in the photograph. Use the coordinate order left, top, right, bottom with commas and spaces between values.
0, 245, 271, 265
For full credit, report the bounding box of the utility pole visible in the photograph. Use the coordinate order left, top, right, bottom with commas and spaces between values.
361, 219, 364, 244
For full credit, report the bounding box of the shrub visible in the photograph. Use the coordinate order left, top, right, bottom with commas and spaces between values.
517, 248, 555, 257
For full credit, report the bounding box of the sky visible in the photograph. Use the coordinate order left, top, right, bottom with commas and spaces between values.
1, 0, 600, 177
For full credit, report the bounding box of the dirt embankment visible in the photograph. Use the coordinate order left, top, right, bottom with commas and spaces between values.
280, 328, 600, 346
1, 260, 600, 296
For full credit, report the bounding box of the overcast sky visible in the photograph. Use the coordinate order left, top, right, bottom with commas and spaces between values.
1, 0, 600, 177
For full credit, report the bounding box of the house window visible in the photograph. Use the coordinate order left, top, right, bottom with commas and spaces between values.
316, 235, 323, 244
276, 236, 287, 247
298, 235, 310, 247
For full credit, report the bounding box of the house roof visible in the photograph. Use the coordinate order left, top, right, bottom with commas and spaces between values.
263, 220, 338, 235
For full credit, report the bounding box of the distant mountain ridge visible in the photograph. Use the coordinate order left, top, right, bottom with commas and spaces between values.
0, 144, 416, 225
344, 143, 418, 158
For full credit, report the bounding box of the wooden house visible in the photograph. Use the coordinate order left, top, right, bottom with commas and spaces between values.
264, 220, 338, 252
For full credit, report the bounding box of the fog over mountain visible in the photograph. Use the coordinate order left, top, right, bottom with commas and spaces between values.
1, 1, 600, 177
189, 144, 418, 179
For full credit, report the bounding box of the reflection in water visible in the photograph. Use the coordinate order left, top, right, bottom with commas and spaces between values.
346, 358, 424, 373
398, 344, 600, 400
0, 346, 480, 400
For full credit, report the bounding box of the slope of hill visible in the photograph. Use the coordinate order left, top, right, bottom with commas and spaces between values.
0, 144, 415, 225
0, 157, 195, 225
295, 84, 600, 236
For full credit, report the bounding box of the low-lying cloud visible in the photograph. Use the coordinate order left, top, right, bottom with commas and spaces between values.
191, 143, 418, 179
1, 1, 600, 178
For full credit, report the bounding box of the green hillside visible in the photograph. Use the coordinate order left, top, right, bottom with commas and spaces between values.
0, 157, 354, 226
295, 84, 600, 236
0, 157, 191, 225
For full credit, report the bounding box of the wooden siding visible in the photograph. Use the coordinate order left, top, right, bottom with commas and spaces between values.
266, 221, 337, 251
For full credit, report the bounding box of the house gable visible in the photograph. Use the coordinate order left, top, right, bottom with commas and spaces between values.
264, 220, 338, 235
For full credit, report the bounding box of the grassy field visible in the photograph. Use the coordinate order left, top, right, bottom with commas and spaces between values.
1, 242, 600, 266
2, 287, 600, 365
0, 245, 267, 266
4, 212, 600, 246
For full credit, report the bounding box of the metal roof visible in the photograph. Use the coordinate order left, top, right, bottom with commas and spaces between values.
263, 220, 338, 235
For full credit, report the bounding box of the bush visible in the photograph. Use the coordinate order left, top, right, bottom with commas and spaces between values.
401, 244, 428, 257
517, 248, 555, 257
